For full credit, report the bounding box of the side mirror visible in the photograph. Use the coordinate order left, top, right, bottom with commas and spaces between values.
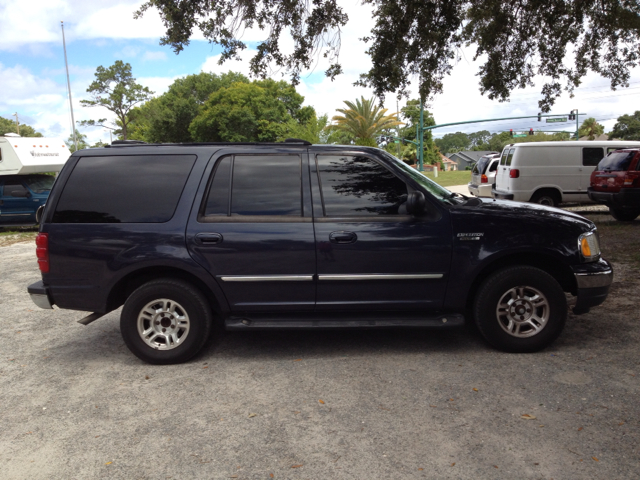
406, 191, 426, 215
36, 205, 45, 224
11, 190, 30, 198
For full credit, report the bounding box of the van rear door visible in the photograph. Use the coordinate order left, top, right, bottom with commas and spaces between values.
495, 147, 514, 192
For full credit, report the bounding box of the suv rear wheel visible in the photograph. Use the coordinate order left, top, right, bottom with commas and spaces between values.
473, 266, 567, 352
610, 208, 640, 222
120, 278, 213, 364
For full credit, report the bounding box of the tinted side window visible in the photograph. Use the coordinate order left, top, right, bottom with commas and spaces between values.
317, 155, 408, 216
231, 155, 301, 216
488, 160, 498, 172
53, 155, 196, 223
2, 180, 28, 197
203, 157, 231, 216
583, 147, 604, 166
505, 148, 515, 166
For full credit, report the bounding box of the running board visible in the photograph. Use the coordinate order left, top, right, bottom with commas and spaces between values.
225, 313, 464, 330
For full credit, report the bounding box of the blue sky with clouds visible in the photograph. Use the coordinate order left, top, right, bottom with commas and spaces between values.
1, 0, 639, 145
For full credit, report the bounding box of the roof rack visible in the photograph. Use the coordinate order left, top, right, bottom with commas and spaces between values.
106, 138, 313, 148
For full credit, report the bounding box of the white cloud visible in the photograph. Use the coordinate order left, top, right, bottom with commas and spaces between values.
143, 51, 167, 62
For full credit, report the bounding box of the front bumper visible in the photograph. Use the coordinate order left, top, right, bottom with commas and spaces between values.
587, 187, 640, 208
571, 258, 613, 314
28, 280, 53, 309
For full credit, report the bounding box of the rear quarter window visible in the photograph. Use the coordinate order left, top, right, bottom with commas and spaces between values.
53, 155, 196, 223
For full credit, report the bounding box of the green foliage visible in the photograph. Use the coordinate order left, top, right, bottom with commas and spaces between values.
578, 118, 605, 140
330, 97, 402, 146
138, 0, 640, 111
80, 61, 154, 140
189, 79, 314, 142
610, 111, 640, 140
128, 71, 249, 143
434, 132, 471, 154
397, 100, 439, 165
0, 117, 43, 137
278, 114, 333, 144
65, 130, 89, 153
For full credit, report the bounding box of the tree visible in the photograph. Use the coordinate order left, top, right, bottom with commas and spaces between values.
610, 111, 640, 140
0, 116, 43, 137
578, 118, 605, 140
65, 130, 89, 153
128, 71, 249, 143
434, 132, 471, 154
279, 113, 332, 144
136, 0, 640, 110
189, 79, 315, 142
330, 97, 402, 147
468, 130, 491, 149
398, 100, 439, 165
79, 61, 153, 140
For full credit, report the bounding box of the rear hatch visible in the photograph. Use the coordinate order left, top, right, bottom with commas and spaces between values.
471, 156, 492, 185
591, 150, 639, 192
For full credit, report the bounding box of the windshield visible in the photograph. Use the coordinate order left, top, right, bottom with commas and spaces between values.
24, 175, 55, 193
597, 152, 635, 171
378, 151, 460, 205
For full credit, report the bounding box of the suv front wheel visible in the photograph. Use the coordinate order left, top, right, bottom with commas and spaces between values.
473, 266, 567, 352
120, 278, 213, 364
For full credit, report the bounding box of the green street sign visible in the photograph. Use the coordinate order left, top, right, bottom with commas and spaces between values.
513, 134, 527, 138
394, 140, 399, 144
546, 117, 567, 123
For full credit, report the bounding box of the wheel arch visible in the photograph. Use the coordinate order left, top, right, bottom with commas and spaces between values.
464, 252, 577, 310
529, 187, 562, 204
106, 266, 225, 316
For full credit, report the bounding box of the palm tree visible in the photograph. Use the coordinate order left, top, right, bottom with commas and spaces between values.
330, 97, 403, 146
579, 117, 605, 140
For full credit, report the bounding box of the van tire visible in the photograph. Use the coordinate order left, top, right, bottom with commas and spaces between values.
610, 208, 640, 222
120, 278, 213, 364
530, 190, 560, 207
473, 266, 567, 353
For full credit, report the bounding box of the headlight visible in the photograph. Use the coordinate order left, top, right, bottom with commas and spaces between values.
579, 231, 600, 261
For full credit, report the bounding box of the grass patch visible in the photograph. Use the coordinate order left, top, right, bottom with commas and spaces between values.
0, 226, 38, 247
420, 170, 472, 187
583, 213, 640, 269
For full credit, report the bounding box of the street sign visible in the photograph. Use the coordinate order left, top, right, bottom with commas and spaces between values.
546, 117, 567, 123
513, 134, 527, 138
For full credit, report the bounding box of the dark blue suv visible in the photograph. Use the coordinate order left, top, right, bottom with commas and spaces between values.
27, 140, 613, 364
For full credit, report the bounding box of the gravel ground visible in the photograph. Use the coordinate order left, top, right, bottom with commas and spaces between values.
1, 231, 639, 479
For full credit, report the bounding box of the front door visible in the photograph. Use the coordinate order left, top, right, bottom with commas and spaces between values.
0, 178, 33, 223
187, 151, 316, 312
311, 153, 452, 312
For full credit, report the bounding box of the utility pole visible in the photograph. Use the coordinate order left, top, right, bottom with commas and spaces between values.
61, 21, 78, 152
12, 112, 19, 135
396, 99, 401, 157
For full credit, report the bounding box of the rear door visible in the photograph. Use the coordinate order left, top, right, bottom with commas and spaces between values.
310, 151, 452, 312
186, 150, 316, 312
496, 147, 514, 191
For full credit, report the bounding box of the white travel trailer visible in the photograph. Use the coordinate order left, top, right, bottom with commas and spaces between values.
492, 140, 640, 206
0, 134, 72, 175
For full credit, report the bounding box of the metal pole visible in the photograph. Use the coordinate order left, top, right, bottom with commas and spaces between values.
396, 99, 400, 157
12, 112, 19, 135
61, 21, 78, 151
419, 99, 424, 172
575, 109, 579, 140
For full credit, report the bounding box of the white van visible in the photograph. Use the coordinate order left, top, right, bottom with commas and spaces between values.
492, 141, 640, 206
0, 134, 71, 175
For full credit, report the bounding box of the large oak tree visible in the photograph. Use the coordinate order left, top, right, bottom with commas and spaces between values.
136, 0, 640, 111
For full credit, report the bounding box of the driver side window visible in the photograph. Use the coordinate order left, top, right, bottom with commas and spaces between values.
316, 155, 409, 216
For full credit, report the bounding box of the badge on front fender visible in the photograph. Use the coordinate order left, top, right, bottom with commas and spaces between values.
457, 233, 484, 241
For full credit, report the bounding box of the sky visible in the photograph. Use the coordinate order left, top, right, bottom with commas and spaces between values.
1, 0, 639, 145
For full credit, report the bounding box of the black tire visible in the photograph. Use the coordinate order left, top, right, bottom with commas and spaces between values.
120, 278, 213, 364
609, 208, 640, 222
530, 190, 560, 207
473, 266, 567, 353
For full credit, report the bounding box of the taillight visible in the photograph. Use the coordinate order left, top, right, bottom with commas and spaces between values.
623, 172, 639, 187
509, 169, 520, 178
481, 174, 488, 183
36, 233, 49, 273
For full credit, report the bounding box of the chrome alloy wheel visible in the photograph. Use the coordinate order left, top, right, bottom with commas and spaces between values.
495, 286, 549, 338
137, 298, 190, 350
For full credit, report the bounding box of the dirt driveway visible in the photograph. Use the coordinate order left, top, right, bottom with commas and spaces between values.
1, 213, 638, 479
